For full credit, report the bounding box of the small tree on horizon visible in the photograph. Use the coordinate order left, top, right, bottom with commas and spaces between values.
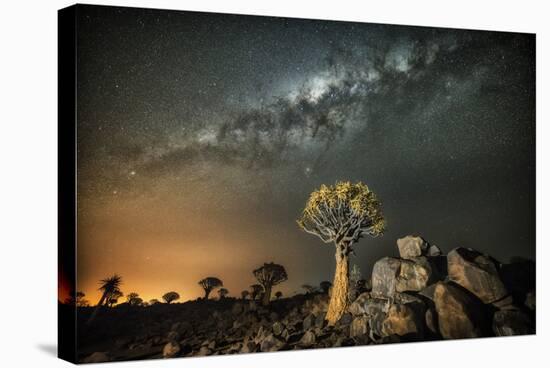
218, 288, 229, 299
253, 262, 288, 306
149, 299, 160, 305
241, 290, 250, 300
275, 291, 283, 300
297, 181, 385, 325
127, 292, 143, 306
162, 291, 180, 304
198, 277, 223, 299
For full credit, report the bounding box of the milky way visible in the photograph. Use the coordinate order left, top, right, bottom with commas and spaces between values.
75, 5, 535, 302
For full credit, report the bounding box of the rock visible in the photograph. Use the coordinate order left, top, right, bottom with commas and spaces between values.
396, 258, 432, 292
425, 308, 438, 336
373, 256, 436, 297
447, 247, 508, 304
195, 346, 212, 356
491, 295, 516, 310
349, 315, 369, 338
272, 321, 285, 336
315, 313, 326, 328
240, 341, 258, 353
303, 314, 316, 330
433, 282, 482, 339
493, 310, 533, 336
162, 342, 180, 358
427, 244, 442, 257
349, 292, 371, 316
364, 299, 388, 337
337, 312, 353, 326
524, 290, 535, 311
260, 334, 285, 352
281, 328, 290, 341
382, 303, 422, 337
397, 235, 428, 259
372, 257, 401, 297
299, 330, 316, 347
419, 283, 437, 301
393, 292, 424, 305
82, 352, 110, 363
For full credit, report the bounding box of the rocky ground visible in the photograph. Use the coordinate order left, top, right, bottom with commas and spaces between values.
77, 235, 536, 363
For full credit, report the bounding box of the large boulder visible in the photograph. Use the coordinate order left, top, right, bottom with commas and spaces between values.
447, 247, 508, 304
397, 235, 428, 259
433, 282, 483, 339
396, 258, 433, 292
492, 310, 534, 336
372, 257, 401, 297
372, 256, 436, 297
382, 303, 423, 338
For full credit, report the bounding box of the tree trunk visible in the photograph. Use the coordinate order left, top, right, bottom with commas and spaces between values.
262, 285, 272, 306
204, 289, 211, 300
325, 245, 350, 325
86, 292, 107, 325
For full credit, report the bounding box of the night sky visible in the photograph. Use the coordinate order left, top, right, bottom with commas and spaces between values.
75, 5, 535, 303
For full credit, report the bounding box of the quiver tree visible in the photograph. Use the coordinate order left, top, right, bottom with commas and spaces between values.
275, 291, 283, 300
320, 281, 332, 294
162, 291, 180, 304
87, 274, 122, 325
250, 284, 263, 300
198, 277, 223, 300
106, 290, 123, 307
149, 299, 160, 305
297, 181, 385, 325
253, 262, 288, 306
126, 292, 140, 305
218, 288, 229, 299
241, 290, 250, 300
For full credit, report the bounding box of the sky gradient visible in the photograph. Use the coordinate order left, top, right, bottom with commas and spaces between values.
75, 5, 535, 304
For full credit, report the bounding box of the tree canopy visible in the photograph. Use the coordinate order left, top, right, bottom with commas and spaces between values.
297, 181, 385, 246
162, 291, 180, 304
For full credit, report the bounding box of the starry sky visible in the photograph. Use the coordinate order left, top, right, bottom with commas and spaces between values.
75, 5, 535, 304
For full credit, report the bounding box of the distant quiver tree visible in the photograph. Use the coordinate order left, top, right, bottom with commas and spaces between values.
162, 291, 180, 304
198, 277, 223, 299
253, 262, 288, 306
